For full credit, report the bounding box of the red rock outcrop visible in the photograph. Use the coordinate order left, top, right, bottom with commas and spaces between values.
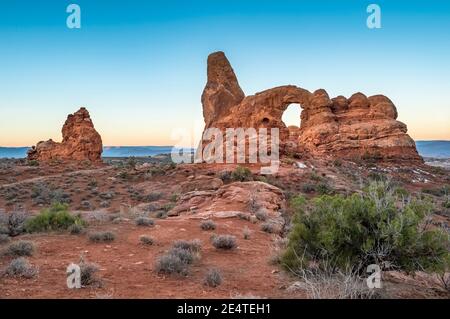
201, 52, 421, 161
27, 107, 103, 162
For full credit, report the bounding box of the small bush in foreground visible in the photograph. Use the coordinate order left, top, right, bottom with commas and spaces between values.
282, 181, 450, 274
140, 235, 154, 245
173, 239, 202, 253
80, 261, 100, 286
25, 203, 85, 233
204, 268, 222, 287
155, 253, 187, 275
4, 240, 35, 257
289, 267, 382, 299
0, 211, 28, 237
200, 220, 216, 231
3, 257, 38, 279
155, 239, 202, 275
135, 216, 155, 227
212, 235, 237, 250
170, 247, 194, 264
89, 231, 116, 243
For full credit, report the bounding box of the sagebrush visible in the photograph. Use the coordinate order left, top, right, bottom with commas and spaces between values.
282, 181, 450, 274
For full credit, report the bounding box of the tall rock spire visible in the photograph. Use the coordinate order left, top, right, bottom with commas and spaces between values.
201, 51, 245, 126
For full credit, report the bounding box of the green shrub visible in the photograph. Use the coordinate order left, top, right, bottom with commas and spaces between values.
290, 195, 306, 212
25, 203, 85, 233
282, 181, 450, 274
231, 166, 252, 182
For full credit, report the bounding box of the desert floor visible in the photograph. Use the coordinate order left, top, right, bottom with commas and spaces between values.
0, 156, 449, 298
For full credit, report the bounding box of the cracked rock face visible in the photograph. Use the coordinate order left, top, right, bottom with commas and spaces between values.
201, 51, 421, 162
27, 107, 103, 162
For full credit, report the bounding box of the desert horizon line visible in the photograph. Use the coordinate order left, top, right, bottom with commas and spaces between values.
2, 140, 450, 149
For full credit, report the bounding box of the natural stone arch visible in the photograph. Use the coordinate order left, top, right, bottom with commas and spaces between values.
201, 51, 422, 161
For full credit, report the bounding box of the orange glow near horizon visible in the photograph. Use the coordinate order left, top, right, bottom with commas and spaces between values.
1, 119, 449, 147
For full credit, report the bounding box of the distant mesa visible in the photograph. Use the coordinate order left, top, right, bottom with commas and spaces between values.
201, 51, 422, 161
27, 107, 103, 162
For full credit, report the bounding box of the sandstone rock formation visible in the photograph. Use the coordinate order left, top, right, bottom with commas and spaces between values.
201, 52, 421, 161
27, 107, 103, 162
170, 180, 285, 227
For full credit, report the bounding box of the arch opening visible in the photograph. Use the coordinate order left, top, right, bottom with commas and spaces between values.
281, 103, 302, 128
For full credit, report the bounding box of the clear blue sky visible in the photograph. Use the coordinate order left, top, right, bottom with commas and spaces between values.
1, 0, 449, 146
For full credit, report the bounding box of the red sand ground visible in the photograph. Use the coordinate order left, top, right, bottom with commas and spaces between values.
0, 158, 449, 299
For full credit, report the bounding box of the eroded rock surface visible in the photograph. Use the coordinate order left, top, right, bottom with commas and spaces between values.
171, 181, 285, 228
201, 51, 421, 161
27, 107, 103, 162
